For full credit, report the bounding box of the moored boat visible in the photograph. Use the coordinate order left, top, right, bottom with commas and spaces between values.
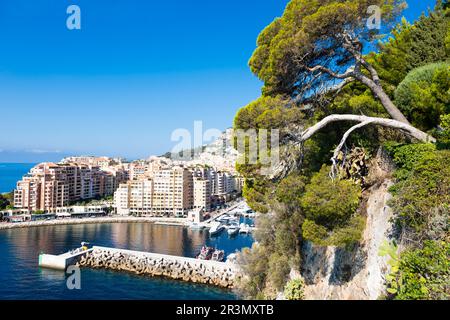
211, 249, 225, 262
227, 224, 239, 236
239, 223, 251, 234
196, 246, 214, 260
209, 222, 225, 236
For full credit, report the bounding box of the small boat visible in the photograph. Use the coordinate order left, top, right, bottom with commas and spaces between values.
226, 216, 239, 224
211, 249, 225, 262
209, 222, 225, 236
197, 246, 214, 260
239, 223, 251, 234
227, 224, 240, 236
216, 215, 231, 223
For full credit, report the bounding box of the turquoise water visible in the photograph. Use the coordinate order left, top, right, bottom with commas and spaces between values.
0, 221, 254, 300
0, 163, 35, 193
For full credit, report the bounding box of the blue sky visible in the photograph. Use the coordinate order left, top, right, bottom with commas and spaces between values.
0, 0, 437, 162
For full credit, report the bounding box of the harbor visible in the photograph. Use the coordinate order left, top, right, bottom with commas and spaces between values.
186, 201, 257, 236
0, 220, 253, 299
36, 206, 255, 288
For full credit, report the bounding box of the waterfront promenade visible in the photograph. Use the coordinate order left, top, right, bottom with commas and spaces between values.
0, 199, 247, 231
0, 216, 186, 230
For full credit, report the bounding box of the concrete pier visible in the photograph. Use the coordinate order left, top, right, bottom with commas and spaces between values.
78, 246, 239, 288
39, 248, 93, 270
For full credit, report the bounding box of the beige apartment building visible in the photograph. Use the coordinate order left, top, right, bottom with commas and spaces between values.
151, 166, 193, 216
114, 166, 194, 217
14, 162, 127, 212
115, 179, 154, 216
193, 178, 211, 211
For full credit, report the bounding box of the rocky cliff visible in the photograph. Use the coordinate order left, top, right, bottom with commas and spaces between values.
298, 149, 396, 300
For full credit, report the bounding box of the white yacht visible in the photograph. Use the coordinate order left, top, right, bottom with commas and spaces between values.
227, 224, 240, 236
239, 223, 251, 234
209, 222, 225, 236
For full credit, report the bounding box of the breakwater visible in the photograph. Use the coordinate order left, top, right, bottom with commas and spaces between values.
77, 246, 238, 288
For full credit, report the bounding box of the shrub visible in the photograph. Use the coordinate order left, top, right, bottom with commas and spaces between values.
267, 253, 291, 291
435, 114, 450, 149
394, 62, 450, 130
301, 166, 361, 229
284, 278, 305, 300
387, 144, 450, 239
393, 241, 450, 300
301, 166, 363, 247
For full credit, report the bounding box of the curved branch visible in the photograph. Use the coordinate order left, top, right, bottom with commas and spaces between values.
329, 120, 372, 179
331, 120, 373, 160
300, 114, 435, 143
269, 114, 435, 181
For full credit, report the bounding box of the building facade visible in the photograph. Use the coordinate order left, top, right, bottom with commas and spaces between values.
14, 162, 127, 212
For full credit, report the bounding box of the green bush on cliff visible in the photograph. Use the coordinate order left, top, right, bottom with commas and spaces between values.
394, 63, 450, 130
390, 241, 450, 300
435, 114, 450, 149
387, 143, 450, 240
284, 279, 305, 300
300, 166, 363, 247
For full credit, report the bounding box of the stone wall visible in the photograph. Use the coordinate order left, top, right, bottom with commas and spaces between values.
77, 246, 237, 288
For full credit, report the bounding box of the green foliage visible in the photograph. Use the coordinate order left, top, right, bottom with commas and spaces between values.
384, 142, 436, 180
267, 252, 291, 291
387, 143, 450, 240
242, 179, 270, 214
284, 278, 305, 300
394, 63, 450, 130
386, 241, 450, 300
249, 0, 404, 96
301, 166, 363, 247
234, 96, 305, 131
275, 173, 306, 208
301, 166, 361, 229
378, 240, 401, 294
435, 114, 450, 149
236, 244, 270, 300
0, 193, 13, 210
370, 10, 450, 90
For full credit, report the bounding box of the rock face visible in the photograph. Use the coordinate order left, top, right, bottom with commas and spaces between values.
300, 179, 394, 300
77, 247, 237, 289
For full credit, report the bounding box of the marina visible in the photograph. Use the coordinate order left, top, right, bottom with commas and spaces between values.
0, 220, 253, 299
